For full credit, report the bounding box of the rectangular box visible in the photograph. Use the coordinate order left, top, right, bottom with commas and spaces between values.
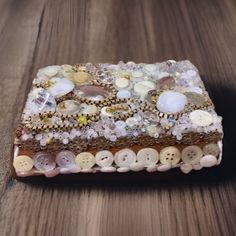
13, 60, 223, 178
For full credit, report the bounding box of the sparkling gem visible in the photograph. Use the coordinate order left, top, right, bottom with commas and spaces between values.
156, 76, 176, 90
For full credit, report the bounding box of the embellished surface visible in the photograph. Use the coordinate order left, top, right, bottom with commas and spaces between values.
13, 60, 223, 177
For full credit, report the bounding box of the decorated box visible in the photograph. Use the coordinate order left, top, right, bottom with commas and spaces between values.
13, 60, 223, 178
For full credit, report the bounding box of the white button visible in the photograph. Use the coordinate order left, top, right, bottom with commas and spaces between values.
115, 78, 130, 89
130, 162, 145, 172
95, 150, 114, 167
203, 143, 220, 157
13, 155, 34, 172
181, 145, 203, 164
115, 120, 127, 128
56, 151, 76, 167
134, 81, 155, 96
189, 110, 213, 126
160, 146, 181, 165
200, 155, 217, 167
180, 164, 192, 174
137, 148, 159, 167
157, 164, 171, 172
117, 90, 131, 99
75, 152, 96, 169
114, 148, 136, 167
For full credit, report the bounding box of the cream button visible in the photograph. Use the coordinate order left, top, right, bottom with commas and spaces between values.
130, 162, 145, 172
56, 151, 76, 167
117, 90, 131, 99
114, 148, 136, 167
180, 164, 192, 174
75, 152, 95, 169
34, 152, 56, 171
134, 81, 155, 96
137, 148, 159, 167
160, 146, 181, 165
200, 155, 217, 167
115, 78, 130, 89
189, 110, 213, 126
203, 143, 220, 157
13, 155, 34, 172
181, 145, 203, 164
95, 150, 114, 167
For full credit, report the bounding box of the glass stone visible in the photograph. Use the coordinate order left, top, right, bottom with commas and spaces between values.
156, 91, 187, 114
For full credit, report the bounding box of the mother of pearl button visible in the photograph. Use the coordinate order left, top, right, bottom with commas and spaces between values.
189, 110, 213, 126
134, 81, 155, 96
156, 91, 187, 114
47, 78, 74, 98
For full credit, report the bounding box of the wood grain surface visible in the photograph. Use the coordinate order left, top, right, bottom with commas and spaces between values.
1, 0, 236, 235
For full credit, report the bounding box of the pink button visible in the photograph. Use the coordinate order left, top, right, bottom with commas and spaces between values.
34, 152, 56, 171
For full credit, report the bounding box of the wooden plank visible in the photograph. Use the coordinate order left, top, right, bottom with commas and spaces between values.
1, 0, 236, 235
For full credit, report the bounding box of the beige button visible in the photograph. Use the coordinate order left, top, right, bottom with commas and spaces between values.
203, 143, 220, 157
114, 148, 136, 167
189, 110, 213, 126
160, 147, 181, 165
95, 150, 114, 167
80, 104, 97, 115
115, 78, 130, 89
134, 81, 155, 96
13, 155, 34, 172
137, 148, 159, 167
181, 145, 203, 164
72, 71, 93, 85
75, 152, 95, 169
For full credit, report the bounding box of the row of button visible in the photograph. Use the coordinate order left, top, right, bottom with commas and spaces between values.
14, 142, 221, 176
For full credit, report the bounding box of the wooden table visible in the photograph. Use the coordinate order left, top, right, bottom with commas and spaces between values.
0, 0, 236, 235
